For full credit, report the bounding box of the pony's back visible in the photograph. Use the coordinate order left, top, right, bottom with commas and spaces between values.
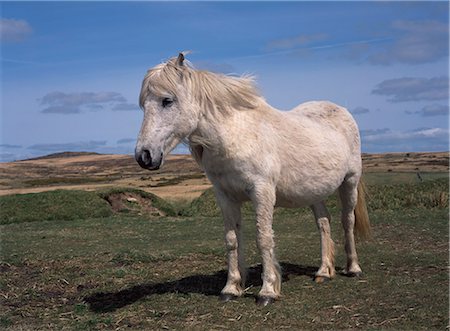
290, 100, 361, 153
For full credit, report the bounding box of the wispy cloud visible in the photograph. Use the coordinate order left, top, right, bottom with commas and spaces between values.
406, 104, 449, 117
39, 91, 129, 114
0, 18, 32, 42
235, 37, 391, 61
372, 76, 449, 102
162, 14, 448, 68
266, 33, 328, 51
41, 91, 125, 106
369, 20, 449, 65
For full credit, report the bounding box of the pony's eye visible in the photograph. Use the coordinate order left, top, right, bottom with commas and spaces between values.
162, 97, 174, 108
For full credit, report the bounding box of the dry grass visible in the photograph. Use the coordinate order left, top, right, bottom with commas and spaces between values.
0, 153, 210, 200
0, 151, 448, 202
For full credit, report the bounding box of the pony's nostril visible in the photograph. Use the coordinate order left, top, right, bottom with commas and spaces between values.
141, 150, 152, 165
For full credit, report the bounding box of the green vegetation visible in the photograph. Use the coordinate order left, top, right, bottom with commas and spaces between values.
0, 190, 112, 224
0, 188, 178, 225
185, 177, 449, 217
367, 177, 448, 210
0, 176, 448, 330
363, 171, 448, 186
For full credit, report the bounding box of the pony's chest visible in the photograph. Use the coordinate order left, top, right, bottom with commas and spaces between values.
202, 156, 256, 199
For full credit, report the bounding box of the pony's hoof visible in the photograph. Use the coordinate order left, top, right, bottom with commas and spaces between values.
346, 271, 363, 278
256, 296, 275, 307
219, 293, 238, 302
314, 276, 331, 284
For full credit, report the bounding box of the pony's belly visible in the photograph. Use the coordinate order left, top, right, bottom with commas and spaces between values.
275, 191, 327, 208
275, 177, 343, 208
275, 194, 310, 208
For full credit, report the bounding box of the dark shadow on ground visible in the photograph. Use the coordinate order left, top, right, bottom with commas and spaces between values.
84, 262, 317, 313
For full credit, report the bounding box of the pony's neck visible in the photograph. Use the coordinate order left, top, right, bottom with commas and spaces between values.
188, 98, 277, 164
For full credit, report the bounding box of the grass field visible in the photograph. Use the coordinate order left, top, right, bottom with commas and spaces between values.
0, 174, 448, 330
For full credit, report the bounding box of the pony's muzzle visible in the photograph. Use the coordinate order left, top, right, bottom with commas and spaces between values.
135, 149, 163, 170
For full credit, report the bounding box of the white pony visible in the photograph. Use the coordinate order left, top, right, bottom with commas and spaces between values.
135, 53, 370, 306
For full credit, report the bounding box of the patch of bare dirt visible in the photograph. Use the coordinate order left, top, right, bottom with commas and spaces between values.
104, 192, 166, 217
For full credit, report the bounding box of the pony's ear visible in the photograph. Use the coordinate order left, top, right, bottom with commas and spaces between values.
175, 52, 185, 67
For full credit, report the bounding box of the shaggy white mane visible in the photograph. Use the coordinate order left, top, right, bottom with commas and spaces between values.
139, 56, 262, 113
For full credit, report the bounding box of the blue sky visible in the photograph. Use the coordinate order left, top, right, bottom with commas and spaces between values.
1, 1, 449, 161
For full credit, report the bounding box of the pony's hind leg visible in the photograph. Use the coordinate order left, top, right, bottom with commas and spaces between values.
311, 202, 336, 283
338, 177, 363, 277
215, 189, 246, 301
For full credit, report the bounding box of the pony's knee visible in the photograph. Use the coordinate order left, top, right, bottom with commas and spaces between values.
256, 229, 275, 251
225, 230, 238, 250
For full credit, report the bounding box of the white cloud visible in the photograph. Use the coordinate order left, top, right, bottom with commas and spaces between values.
39, 91, 129, 114
41, 91, 125, 107
363, 127, 448, 142
0, 18, 32, 42
361, 127, 449, 152
372, 76, 449, 102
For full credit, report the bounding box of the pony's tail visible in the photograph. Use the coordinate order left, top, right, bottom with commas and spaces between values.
354, 179, 371, 240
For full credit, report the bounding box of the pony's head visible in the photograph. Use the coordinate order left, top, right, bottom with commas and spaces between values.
135, 53, 198, 170
135, 52, 260, 170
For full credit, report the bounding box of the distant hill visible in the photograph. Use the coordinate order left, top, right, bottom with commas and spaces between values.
24, 151, 101, 161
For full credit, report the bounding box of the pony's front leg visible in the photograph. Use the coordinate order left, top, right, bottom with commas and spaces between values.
215, 189, 245, 301
251, 185, 281, 306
